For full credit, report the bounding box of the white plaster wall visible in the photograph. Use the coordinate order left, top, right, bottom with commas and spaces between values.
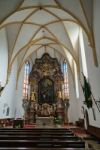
78, 0, 100, 128
76, 79, 85, 121
14, 59, 33, 119
0, 28, 8, 86
77, 40, 90, 129
94, 0, 100, 65
14, 66, 24, 119
78, 43, 86, 120
0, 60, 17, 119
82, 34, 100, 127
67, 1, 100, 128
0, 28, 17, 119
68, 68, 80, 124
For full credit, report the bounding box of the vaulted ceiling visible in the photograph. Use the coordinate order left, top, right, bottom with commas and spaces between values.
0, 0, 96, 83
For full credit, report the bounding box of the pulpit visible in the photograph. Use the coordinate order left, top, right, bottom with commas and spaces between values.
36, 117, 54, 127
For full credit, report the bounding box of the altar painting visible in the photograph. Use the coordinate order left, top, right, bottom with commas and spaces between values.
38, 77, 54, 104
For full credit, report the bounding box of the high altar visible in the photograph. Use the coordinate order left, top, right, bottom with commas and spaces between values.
23, 53, 69, 127
36, 117, 54, 127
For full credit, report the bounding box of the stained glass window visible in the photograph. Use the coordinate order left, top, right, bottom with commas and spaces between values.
62, 60, 69, 99
23, 61, 30, 99
74, 62, 79, 98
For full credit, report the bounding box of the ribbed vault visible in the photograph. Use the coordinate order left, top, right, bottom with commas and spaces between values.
0, 0, 97, 85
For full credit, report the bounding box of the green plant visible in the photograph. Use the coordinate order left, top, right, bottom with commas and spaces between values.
54, 116, 62, 125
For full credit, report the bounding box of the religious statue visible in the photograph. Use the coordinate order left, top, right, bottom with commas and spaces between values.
57, 90, 62, 99
41, 103, 51, 116
31, 91, 36, 101
36, 103, 54, 117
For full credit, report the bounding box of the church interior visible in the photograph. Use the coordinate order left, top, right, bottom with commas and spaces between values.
0, 0, 100, 149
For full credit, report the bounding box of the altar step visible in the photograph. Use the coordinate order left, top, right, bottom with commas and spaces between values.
0, 128, 85, 149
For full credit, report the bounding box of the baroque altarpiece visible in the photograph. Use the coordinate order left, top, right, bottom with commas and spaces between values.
23, 53, 69, 125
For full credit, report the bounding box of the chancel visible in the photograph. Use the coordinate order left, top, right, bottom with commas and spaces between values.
0, 0, 100, 149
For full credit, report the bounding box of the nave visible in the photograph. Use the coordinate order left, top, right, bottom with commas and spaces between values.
0, 0, 100, 149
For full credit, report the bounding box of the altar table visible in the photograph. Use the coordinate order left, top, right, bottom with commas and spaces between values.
36, 117, 54, 127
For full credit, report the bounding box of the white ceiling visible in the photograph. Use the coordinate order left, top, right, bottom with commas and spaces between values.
0, 0, 94, 80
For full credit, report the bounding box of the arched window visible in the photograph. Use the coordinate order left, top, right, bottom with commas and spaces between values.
79, 28, 88, 78
74, 62, 79, 98
62, 60, 69, 99
23, 61, 30, 99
